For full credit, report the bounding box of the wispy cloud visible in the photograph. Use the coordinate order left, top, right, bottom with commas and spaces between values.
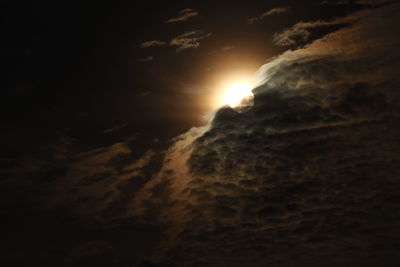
138, 56, 154, 62
222, 45, 235, 51
248, 7, 290, 24
273, 18, 352, 47
140, 30, 212, 53
321, 0, 351, 4
137, 91, 151, 97
140, 40, 167, 48
170, 30, 212, 51
355, 0, 392, 4
103, 123, 128, 134
272, 4, 388, 47
165, 8, 198, 23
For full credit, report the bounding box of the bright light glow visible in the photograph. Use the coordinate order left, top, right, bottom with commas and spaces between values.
222, 82, 254, 108
207, 72, 256, 110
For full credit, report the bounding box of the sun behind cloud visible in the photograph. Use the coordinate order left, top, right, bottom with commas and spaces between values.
222, 82, 254, 108
207, 75, 256, 111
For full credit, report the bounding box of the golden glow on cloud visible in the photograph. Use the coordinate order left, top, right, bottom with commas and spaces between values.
222, 82, 253, 108
210, 76, 255, 110
202, 63, 260, 112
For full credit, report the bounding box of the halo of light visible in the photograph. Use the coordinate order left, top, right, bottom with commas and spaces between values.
222, 82, 254, 108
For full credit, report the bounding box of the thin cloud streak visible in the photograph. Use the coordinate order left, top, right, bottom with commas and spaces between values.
170, 30, 212, 51
140, 40, 167, 48
248, 7, 290, 24
165, 8, 198, 23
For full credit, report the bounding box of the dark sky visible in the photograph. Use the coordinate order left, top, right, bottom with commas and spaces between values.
1, 0, 400, 267
2, 0, 364, 153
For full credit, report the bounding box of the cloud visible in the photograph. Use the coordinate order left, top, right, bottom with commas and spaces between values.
141, 29, 212, 52
3, 134, 167, 266
132, 2, 400, 266
272, 12, 362, 47
272, 20, 344, 47
165, 8, 198, 23
65, 240, 117, 267
248, 7, 290, 24
169, 30, 212, 51
103, 123, 128, 134
140, 40, 166, 48
356, 0, 395, 4
137, 90, 151, 97
6, 2, 400, 266
6, 137, 163, 225
141, 31, 211, 52
322, 0, 391, 6
222, 45, 235, 51
50, 145, 163, 221
138, 56, 154, 62
321, 0, 351, 4
274, 0, 397, 47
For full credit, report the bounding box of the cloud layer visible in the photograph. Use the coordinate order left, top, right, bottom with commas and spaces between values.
134, 2, 400, 266
4, 2, 400, 266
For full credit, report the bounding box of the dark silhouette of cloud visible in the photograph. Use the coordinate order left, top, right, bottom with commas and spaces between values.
3, 2, 400, 266
141, 40, 167, 48
103, 123, 128, 134
165, 8, 198, 24
170, 30, 212, 51
138, 56, 154, 62
133, 2, 400, 266
248, 7, 290, 24
273, 18, 353, 47
321, 0, 352, 5
141, 31, 212, 53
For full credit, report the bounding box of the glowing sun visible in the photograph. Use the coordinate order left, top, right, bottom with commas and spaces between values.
222, 82, 254, 108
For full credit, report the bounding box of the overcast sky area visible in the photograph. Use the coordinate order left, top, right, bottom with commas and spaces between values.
2, 0, 400, 266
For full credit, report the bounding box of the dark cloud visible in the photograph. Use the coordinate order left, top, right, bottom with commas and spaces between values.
46, 145, 163, 221
273, 0, 397, 48
1, 134, 167, 265
103, 123, 128, 134
248, 7, 290, 24
4, 1, 400, 266
322, 0, 391, 5
222, 45, 235, 51
356, 0, 395, 4
321, 0, 352, 5
138, 56, 155, 62
273, 18, 352, 47
133, 2, 400, 266
170, 30, 212, 51
140, 40, 167, 48
141, 31, 212, 53
3, 136, 164, 222
165, 8, 198, 24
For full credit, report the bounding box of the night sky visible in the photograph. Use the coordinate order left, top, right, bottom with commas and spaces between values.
2, 0, 400, 266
